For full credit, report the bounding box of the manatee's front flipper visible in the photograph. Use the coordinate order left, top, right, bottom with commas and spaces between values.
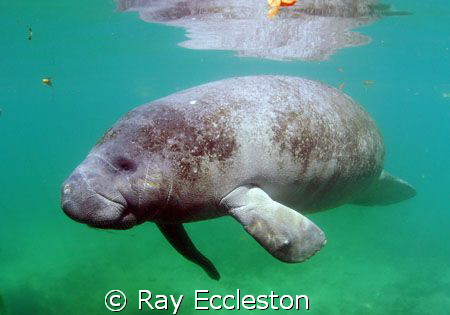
157, 223, 220, 280
220, 185, 326, 263
352, 170, 416, 206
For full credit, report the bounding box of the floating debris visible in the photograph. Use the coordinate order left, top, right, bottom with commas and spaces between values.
28, 27, 32, 40
442, 92, 450, 99
42, 77, 52, 86
339, 82, 346, 91
363, 80, 375, 87
337, 67, 345, 73
268, 0, 297, 19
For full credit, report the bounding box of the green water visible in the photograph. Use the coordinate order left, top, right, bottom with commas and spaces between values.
1, 0, 449, 314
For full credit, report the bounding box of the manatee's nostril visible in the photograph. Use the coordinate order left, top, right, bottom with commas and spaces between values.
115, 157, 136, 172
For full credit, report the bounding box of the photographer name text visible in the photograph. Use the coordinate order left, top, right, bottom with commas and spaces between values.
105, 289, 309, 313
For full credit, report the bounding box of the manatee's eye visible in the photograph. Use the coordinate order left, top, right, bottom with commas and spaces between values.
114, 157, 136, 172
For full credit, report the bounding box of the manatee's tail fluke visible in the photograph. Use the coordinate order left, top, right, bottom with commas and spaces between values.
157, 223, 220, 281
352, 170, 416, 206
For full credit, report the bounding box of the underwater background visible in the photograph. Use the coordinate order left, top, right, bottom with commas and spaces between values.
0, 0, 449, 314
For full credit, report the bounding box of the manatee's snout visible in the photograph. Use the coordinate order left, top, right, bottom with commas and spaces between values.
61, 169, 135, 230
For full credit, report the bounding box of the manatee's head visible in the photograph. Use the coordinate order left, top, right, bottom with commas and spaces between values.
61, 108, 169, 230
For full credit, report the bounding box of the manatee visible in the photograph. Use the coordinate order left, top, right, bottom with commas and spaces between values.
61, 76, 416, 280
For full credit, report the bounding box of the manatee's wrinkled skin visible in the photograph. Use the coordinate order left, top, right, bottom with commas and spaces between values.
117, 0, 382, 61
61, 76, 384, 229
